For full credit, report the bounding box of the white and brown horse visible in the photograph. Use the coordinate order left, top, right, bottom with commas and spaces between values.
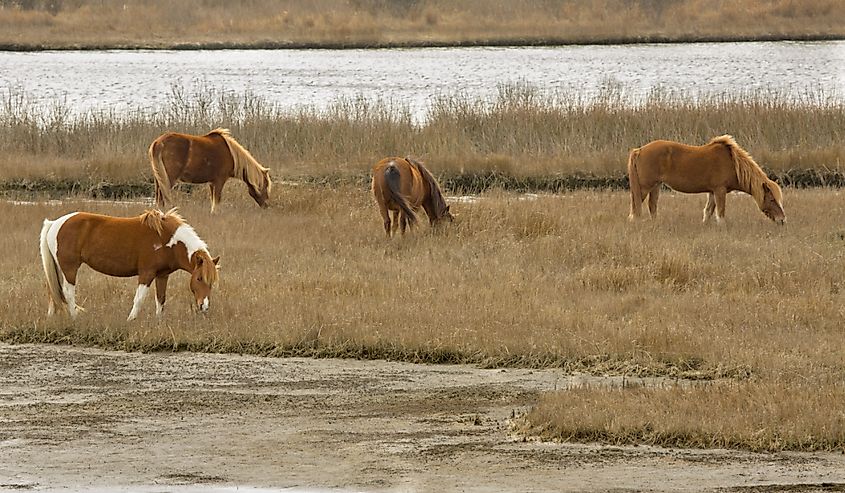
39, 208, 219, 320
149, 128, 272, 212
371, 156, 454, 236
628, 135, 785, 224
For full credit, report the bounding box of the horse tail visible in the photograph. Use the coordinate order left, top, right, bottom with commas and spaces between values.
627, 147, 643, 218
384, 164, 418, 227
40, 219, 67, 309
149, 138, 173, 208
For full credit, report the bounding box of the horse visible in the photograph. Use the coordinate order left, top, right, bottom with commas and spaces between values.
149, 128, 272, 212
627, 135, 785, 225
371, 156, 454, 236
39, 208, 220, 321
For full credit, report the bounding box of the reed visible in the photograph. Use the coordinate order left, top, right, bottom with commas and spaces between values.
2, 83, 845, 186
1, 0, 843, 49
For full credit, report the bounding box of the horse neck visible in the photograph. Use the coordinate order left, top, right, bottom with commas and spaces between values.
170, 243, 196, 273
424, 181, 446, 219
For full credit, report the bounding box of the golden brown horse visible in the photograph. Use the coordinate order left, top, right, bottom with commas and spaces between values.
149, 128, 272, 212
371, 157, 453, 236
39, 208, 219, 320
627, 135, 785, 225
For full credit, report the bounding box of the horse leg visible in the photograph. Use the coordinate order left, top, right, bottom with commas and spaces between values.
647, 185, 660, 219
210, 180, 225, 214
155, 275, 168, 316
629, 189, 643, 221
61, 262, 80, 319
400, 212, 408, 235
391, 210, 400, 236
128, 274, 155, 321
63, 280, 78, 319
714, 188, 727, 225
703, 193, 716, 223
379, 204, 392, 237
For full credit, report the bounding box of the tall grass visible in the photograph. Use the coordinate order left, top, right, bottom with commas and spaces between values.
3, 187, 845, 450
2, 83, 845, 184
1, 0, 843, 48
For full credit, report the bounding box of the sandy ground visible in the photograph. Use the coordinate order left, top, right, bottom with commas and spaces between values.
2, 343, 845, 493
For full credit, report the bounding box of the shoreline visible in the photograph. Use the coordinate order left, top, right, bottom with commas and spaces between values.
1, 33, 843, 52
3, 168, 845, 199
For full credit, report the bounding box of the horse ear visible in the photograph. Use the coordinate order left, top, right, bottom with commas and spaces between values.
212, 256, 220, 265
446, 205, 450, 212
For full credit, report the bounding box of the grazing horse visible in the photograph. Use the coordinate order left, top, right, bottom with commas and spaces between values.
371, 156, 454, 236
149, 128, 272, 212
627, 135, 785, 225
39, 208, 220, 321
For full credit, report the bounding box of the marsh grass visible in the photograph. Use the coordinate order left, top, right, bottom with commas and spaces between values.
2, 84, 845, 188
520, 381, 845, 452
3, 187, 845, 451
1, 0, 843, 48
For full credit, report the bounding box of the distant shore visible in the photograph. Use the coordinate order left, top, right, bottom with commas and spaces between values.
1, 32, 843, 52
2, 0, 843, 52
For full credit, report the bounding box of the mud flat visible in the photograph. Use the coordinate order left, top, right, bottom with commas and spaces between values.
1, 343, 844, 492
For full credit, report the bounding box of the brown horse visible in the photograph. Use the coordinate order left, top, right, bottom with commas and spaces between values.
149, 128, 272, 212
371, 157, 453, 236
39, 208, 220, 320
627, 135, 785, 225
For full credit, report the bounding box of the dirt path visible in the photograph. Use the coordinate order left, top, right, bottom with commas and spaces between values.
2, 343, 845, 492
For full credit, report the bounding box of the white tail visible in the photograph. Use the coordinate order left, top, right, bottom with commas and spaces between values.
40, 219, 66, 312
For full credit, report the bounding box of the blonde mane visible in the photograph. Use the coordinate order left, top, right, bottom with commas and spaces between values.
709, 135, 783, 208
193, 250, 219, 286
208, 128, 272, 193
140, 207, 184, 237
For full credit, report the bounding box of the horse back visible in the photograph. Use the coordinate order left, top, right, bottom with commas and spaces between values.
638, 140, 739, 193
57, 213, 162, 278
156, 132, 235, 184
372, 157, 423, 208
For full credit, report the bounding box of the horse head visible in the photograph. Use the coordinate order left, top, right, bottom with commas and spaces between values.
247, 169, 272, 209
189, 252, 220, 313
432, 204, 455, 226
760, 181, 785, 225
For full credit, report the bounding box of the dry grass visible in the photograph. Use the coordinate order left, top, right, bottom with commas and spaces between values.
0, 0, 843, 48
520, 381, 845, 452
2, 186, 845, 450
2, 84, 845, 185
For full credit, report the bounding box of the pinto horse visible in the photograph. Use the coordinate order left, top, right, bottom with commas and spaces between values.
627, 135, 785, 225
371, 157, 453, 236
149, 128, 272, 212
39, 208, 220, 321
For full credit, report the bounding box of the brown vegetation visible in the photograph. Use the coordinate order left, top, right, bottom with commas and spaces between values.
0, 0, 843, 49
2, 84, 845, 187
3, 186, 845, 450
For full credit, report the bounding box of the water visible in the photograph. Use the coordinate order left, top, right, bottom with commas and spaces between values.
1, 41, 843, 118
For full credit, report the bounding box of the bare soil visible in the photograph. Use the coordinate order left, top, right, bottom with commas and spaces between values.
2, 343, 845, 492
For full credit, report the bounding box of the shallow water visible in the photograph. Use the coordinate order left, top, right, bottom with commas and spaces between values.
1, 41, 843, 118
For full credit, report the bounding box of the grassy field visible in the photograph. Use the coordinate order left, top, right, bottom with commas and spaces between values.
2, 185, 845, 451
2, 84, 845, 189
1, 0, 843, 49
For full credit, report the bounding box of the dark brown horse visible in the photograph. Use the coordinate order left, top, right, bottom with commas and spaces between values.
371, 157, 453, 236
149, 128, 272, 212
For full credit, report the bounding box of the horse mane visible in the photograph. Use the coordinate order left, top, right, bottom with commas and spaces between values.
194, 250, 219, 286
140, 207, 184, 237
208, 128, 272, 193
709, 135, 783, 208
406, 157, 449, 219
